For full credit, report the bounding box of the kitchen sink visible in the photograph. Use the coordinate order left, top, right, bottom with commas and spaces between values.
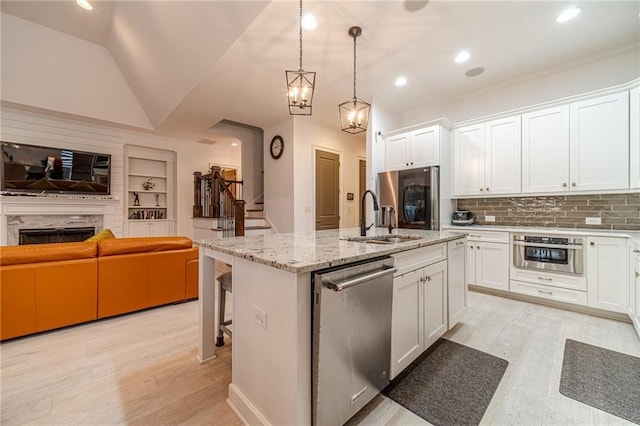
343, 235, 423, 244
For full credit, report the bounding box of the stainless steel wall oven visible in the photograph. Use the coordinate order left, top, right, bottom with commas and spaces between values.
513, 234, 584, 275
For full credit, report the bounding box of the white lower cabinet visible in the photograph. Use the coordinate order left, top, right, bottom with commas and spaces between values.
390, 269, 423, 378
390, 245, 451, 379
447, 240, 467, 328
454, 230, 510, 292
628, 242, 640, 338
587, 237, 627, 314
128, 220, 171, 237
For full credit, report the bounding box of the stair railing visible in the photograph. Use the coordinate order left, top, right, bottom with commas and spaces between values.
193, 166, 245, 237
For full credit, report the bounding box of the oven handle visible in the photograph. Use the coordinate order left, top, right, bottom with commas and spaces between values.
513, 241, 583, 250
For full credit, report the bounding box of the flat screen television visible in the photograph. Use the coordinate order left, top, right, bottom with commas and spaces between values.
1, 141, 111, 195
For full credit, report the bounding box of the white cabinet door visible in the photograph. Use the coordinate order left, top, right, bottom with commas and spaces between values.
467, 243, 477, 284
629, 244, 638, 320
422, 260, 448, 349
128, 220, 170, 237
633, 251, 640, 337
587, 237, 627, 314
630, 87, 639, 189
390, 270, 423, 379
522, 106, 570, 193
454, 124, 485, 196
385, 133, 410, 171
485, 116, 521, 195
411, 126, 439, 168
447, 240, 467, 328
475, 242, 510, 291
570, 92, 629, 191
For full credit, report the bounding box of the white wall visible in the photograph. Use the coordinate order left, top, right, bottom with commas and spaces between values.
264, 119, 295, 233
402, 48, 640, 126
0, 13, 152, 131
1, 107, 240, 239
293, 118, 366, 233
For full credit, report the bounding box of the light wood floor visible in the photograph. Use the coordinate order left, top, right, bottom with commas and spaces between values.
2, 291, 639, 425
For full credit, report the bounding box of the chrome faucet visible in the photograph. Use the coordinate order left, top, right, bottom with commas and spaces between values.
360, 190, 379, 236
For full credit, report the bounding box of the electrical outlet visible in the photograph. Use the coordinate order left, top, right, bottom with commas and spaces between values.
485, 215, 496, 222
253, 305, 268, 329
585, 217, 601, 225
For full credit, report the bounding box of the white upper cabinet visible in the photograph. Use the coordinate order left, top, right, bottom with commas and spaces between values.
453, 124, 484, 196
569, 92, 629, 191
522, 106, 570, 193
385, 125, 440, 171
630, 87, 639, 189
453, 116, 521, 196
485, 116, 522, 195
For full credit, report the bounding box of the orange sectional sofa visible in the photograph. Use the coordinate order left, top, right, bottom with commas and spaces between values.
0, 237, 199, 341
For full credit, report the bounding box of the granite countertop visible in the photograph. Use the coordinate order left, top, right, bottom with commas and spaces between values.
195, 228, 464, 273
442, 224, 640, 244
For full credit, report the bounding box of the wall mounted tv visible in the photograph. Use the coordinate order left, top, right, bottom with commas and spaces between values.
1, 141, 111, 195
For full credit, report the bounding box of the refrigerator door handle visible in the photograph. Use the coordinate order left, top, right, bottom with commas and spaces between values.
431, 167, 440, 230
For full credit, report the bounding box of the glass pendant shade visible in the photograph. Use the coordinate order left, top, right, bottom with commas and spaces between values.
339, 26, 370, 134
286, 69, 315, 115
339, 97, 370, 134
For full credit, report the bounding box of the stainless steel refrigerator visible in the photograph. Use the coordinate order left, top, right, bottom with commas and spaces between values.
377, 167, 440, 230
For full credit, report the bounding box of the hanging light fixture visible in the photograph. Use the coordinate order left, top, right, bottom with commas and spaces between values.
286, 0, 316, 115
339, 26, 370, 134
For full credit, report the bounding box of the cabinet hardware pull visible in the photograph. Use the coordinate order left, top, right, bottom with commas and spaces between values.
406, 163, 409, 166
426, 276, 431, 282
636, 272, 640, 278
562, 183, 567, 187
486, 187, 490, 191
633, 250, 640, 254
476, 246, 480, 249
538, 290, 553, 295
590, 242, 595, 246
470, 234, 481, 238
470, 246, 474, 249
537, 277, 553, 281
572, 182, 576, 187
480, 188, 484, 191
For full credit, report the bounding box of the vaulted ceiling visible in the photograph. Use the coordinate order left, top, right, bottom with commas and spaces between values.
2, 1, 639, 143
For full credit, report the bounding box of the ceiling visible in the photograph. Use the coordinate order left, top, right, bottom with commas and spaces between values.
1, 0, 639, 143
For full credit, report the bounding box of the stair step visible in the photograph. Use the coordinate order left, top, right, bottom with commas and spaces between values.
245, 225, 271, 230
246, 208, 263, 212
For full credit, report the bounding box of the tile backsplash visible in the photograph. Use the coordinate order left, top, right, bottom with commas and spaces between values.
456, 193, 640, 230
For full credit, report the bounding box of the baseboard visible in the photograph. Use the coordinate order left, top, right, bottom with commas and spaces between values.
228, 383, 272, 426
469, 285, 631, 323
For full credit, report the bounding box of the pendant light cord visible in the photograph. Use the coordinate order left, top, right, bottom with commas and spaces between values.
352, 32, 357, 99
299, 0, 303, 71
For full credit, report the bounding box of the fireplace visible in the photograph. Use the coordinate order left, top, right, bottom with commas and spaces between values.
19, 227, 96, 245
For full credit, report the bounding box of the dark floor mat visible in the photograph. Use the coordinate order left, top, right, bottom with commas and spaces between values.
560, 339, 640, 424
383, 338, 509, 426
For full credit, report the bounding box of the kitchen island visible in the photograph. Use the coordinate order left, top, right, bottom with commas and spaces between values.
195, 228, 465, 425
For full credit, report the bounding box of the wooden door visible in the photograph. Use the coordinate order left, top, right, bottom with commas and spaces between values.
315, 149, 340, 230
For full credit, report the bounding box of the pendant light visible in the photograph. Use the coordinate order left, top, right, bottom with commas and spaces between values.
286, 0, 316, 115
339, 26, 370, 134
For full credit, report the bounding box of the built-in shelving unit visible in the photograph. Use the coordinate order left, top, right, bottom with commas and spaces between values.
124, 145, 176, 237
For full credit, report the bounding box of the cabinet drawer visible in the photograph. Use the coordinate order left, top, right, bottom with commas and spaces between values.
393, 243, 446, 276
510, 280, 587, 306
510, 267, 586, 291
465, 230, 509, 243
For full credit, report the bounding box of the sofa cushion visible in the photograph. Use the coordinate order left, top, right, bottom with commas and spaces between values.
0, 242, 97, 266
85, 228, 116, 243
97, 236, 193, 257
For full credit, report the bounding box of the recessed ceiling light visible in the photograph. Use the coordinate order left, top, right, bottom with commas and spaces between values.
395, 76, 407, 87
403, 0, 430, 12
231, 142, 239, 147
301, 14, 317, 30
465, 67, 485, 77
555, 6, 582, 23
454, 50, 470, 63
76, 0, 93, 10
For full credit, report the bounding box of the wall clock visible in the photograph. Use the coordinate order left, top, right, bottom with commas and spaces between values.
270, 135, 284, 160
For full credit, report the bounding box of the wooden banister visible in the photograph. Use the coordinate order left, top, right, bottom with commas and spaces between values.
193, 166, 245, 237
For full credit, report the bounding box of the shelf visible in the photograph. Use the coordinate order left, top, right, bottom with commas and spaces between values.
128, 189, 167, 194
128, 173, 167, 179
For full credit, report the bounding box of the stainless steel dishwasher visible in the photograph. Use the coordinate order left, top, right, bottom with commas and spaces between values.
312, 256, 396, 426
